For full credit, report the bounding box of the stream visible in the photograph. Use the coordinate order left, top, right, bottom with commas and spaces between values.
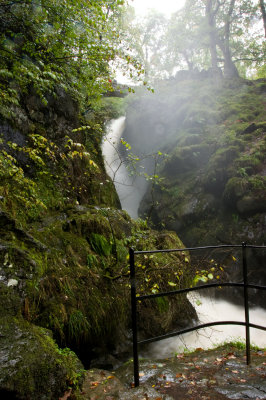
102, 118, 266, 356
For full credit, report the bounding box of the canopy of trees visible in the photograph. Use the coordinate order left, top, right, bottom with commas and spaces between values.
0, 0, 143, 117
123, 0, 265, 82
0, 0, 265, 115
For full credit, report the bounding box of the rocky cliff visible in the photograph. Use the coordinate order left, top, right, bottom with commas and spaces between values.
0, 86, 197, 399
123, 76, 266, 304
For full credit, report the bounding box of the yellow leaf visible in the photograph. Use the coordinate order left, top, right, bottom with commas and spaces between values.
168, 281, 177, 287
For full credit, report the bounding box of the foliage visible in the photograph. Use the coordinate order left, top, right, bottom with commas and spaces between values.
0, 126, 105, 222
95, 97, 126, 120
0, 0, 144, 115
89, 233, 112, 257
122, 0, 265, 81
68, 311, 90, 345
0, 148, 47, 220
121, 7, 168, 81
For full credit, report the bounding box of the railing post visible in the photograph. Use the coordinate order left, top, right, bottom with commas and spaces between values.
242, 242, 250, 365
129, 247, 139, 387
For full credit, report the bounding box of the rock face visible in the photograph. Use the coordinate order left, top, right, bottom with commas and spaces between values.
123, 77, 266, 303
0, 85, 197, 397
124, 78, 266, 244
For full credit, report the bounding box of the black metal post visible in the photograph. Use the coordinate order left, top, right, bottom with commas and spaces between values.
129, 247, 139, 387
242, 242, 251, 365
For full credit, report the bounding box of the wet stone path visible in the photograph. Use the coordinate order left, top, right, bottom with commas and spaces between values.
80, 345, 266, 399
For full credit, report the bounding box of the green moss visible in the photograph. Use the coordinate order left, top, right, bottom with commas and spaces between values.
155, 296, 169, 314
89, 233, 112, 256
68, 311, 90, 344
0, 286, 84, 399
223, 177, 248, 205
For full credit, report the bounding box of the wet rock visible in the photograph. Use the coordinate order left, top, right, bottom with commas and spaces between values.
81, 369, 173, 400
237, 195, 266, 215
112, 345, 266, 400
0, 284, 84, 400
238, 123, 258, 136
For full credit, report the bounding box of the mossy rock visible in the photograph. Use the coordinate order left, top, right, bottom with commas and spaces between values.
128, 229, 197, 338
162, 144, 213, 177
136, 77, 266, 262
223, 177, 248, 207
236, 195, 266, 215
223, 176, 266, 214
0, 203, 196, 367
0, 284, 84, 400
178, 134, 202, 146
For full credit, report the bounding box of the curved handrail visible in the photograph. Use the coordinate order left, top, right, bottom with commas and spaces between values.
130, 243, 266, 387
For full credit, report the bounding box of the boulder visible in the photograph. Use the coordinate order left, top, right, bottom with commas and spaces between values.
0, 284, 84, 400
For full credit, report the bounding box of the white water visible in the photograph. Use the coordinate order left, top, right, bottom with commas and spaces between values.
103, 117, 266, 355
102, 117, 147, 219
143, 293, 266, 358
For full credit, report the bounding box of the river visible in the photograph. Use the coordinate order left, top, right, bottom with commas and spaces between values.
102, 117, 266, 357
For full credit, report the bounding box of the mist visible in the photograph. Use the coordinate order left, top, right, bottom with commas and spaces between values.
102, 0, 266, 355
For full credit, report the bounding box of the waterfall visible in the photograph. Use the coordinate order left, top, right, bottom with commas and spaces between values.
102, 117, 148, 219
103, 117, 266, 357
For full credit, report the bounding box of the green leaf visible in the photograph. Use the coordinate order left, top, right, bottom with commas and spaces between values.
168, 281, 177, 287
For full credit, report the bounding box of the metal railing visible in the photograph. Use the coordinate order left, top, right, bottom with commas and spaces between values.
129, 242, 266, 387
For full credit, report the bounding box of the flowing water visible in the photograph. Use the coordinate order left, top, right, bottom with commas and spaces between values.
142, 292, 266, 358
102, 117, 148, 219
103, 118, 266, 356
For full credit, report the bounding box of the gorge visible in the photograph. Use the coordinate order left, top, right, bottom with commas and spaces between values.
0, 0, 265, 397
102, 90, 266, 357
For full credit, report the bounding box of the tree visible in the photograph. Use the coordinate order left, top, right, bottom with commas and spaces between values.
0, 0, 139, 115
201, 0, 266, 77
215, 0, 240, 77
165, 2, 208, 73
259, 0, 266, 37
205, 0, 220, 71
165, 0, 265, 78
119, 7, 168, 82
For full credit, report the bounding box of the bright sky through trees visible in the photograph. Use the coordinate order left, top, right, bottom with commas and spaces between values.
131, 0, 186, 16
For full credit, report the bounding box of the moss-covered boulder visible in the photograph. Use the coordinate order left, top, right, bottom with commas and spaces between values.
0, 284, 84, 400
0, 203, 196, 371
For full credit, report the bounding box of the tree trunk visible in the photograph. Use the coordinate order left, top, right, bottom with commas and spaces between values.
183, 50, 194, 71
222, 0, 239, 78
205, 0, 218, 70
259, 0, 266, 38
223, 47, 239, 78
216, 36, 239, 78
